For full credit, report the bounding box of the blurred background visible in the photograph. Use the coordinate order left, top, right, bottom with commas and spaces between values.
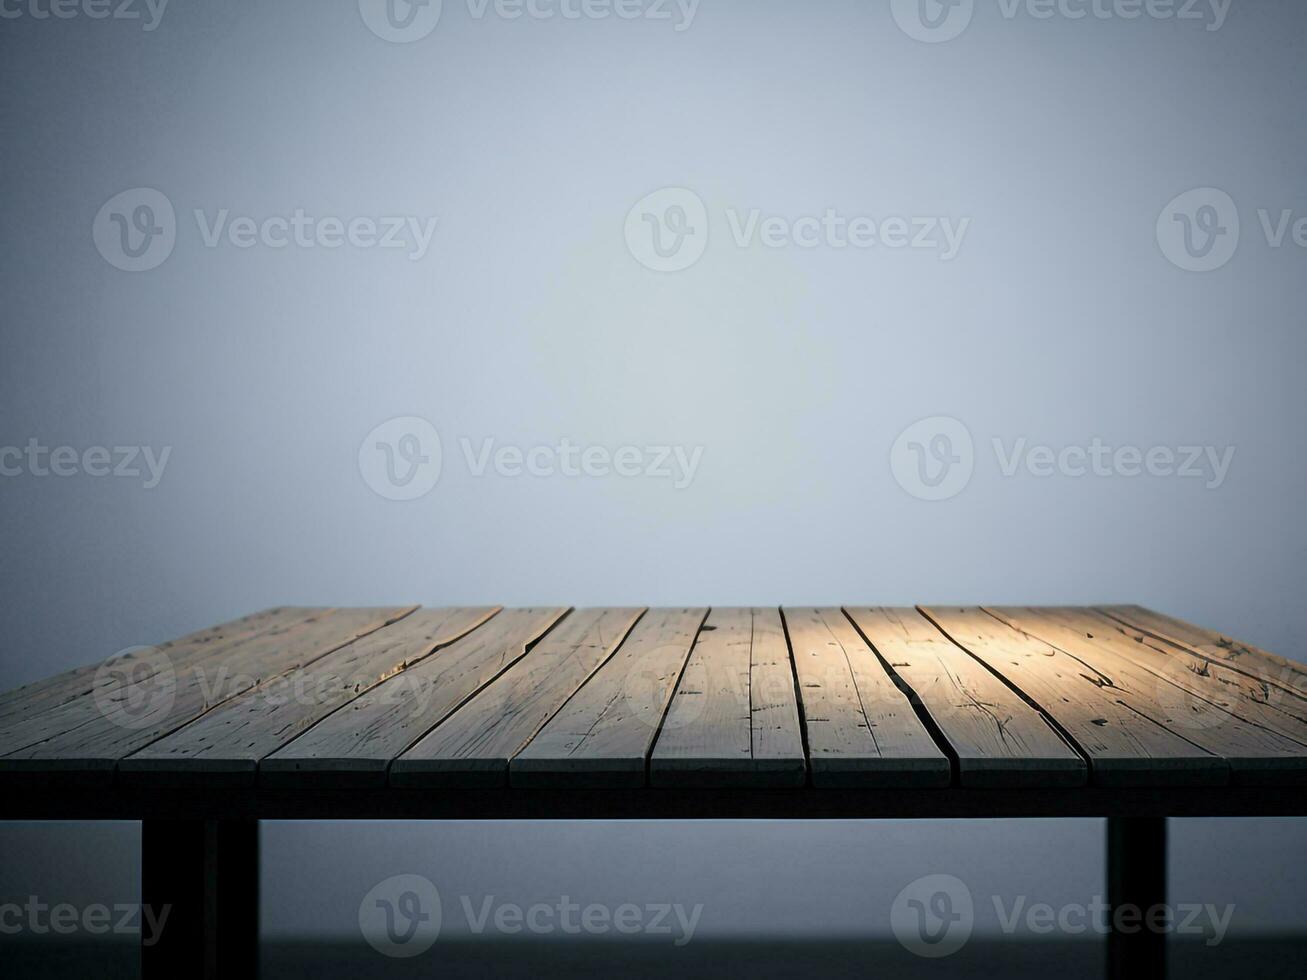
1, 0, 1304, 975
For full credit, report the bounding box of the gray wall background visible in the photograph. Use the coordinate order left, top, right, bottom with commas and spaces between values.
1, 0, 1304, 941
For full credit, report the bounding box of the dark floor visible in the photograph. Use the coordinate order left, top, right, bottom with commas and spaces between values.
3, 938, 1305, 979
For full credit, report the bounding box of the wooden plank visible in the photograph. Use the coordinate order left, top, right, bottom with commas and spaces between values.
845, 607, 1085, 787
510, 608, 708, 787
1099, 605, 1307, 701
649, 607, 806, 788
986, 607, 1307, 783
261, 607, 568, 786
0, 607, 314, 728
390, 608, 644, 787
0, 607, 408, 755
1003, 607, 1307, 744
922, 607, 1223, 786
0, 607, 417, 779
783, 607, 949, 787
119, 608, 500, 785
1082, 609, 1307, 736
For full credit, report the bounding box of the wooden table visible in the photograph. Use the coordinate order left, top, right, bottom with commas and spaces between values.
3, 605, 1305, 978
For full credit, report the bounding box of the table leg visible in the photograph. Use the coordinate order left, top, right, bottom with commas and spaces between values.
141, 818, 260, 979
1106, 816, 1167, 979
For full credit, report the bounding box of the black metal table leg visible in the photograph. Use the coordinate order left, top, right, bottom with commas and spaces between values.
142, 818, 259, 979
1106, 816, 1167, 980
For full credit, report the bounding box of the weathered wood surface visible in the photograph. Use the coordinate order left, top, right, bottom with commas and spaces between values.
921, 607, 1225, 786
0, 607, 301, 726
987, 607, 1307, 783
119, 608, 499, 784
650, 607, 806, 787
1, 604, 1305, 793
1099, 605, 1307, 701
844, 607, 1085, 787
512, 608, 708, 787
263, 608, 568, 786
784, 607, 949, 787
0, 608, 416, 779
391, 608, 645, 786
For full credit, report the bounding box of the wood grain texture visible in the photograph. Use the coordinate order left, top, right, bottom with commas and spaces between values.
1099, 605, 1307, 701
650, 607, 806, 788
511, 608, 708, 787
0, 608, 314, 728
262, 607, 568, 787
845, 607, 1085, 787
1007, 607, 1307, 744
390, 608, 645, 787
987, 607, 1307, 783
3, 603, 1301, 800
0, 607, 416, 780
921, 607, 1224, 787
119, 608, 500, 785
784, 607, 949, 787
1071, 609, 1307, 740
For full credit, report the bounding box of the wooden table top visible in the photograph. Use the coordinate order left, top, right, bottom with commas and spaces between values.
3, 605, 1306, 820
